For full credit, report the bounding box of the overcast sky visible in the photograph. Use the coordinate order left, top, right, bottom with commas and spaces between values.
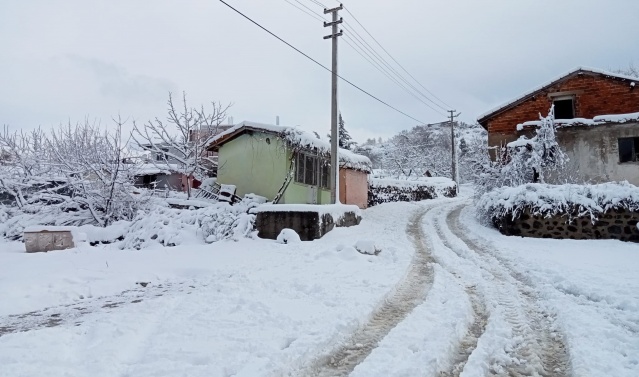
1, 0, 638, 143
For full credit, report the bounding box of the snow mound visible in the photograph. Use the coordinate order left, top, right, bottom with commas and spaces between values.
276, 228, 302, 244
354, 239, 379, 255
477, 182, 639, 222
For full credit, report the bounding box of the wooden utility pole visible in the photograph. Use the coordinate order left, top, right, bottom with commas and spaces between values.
449, 109, 460, 193
323, 4, 343, 204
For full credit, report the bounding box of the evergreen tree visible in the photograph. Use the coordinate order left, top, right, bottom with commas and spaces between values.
327, 112, 357, 150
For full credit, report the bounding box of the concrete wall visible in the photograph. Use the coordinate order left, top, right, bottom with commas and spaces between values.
489, 122, 639, 185
217, 132, 289, 199
340, 169, 368, 209
255, 210, 361, 241
493, 207, 639, 243
558, 122, 639, 185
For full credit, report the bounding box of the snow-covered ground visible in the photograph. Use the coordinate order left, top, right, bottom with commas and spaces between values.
0, 201, 424, 377
1, 191, 638, 377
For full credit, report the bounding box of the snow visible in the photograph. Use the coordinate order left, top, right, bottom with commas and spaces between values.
23, 226, 78, 232
477, 182, 639, 220
354, 239, 377, 255
132, 163, 182, 176
0, 201, 422, 376
208, 120, 372, 172
517, 111, 639, 130
459, 202, 639, 377
478, 66, 639, 122
276, 228, 302, 244
2, 187, 638, 376
165, 198, 214, 208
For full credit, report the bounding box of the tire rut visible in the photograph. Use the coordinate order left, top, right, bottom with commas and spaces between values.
445, 203, 572, 377
301, 205, 436, 377
439, 284, 488, 377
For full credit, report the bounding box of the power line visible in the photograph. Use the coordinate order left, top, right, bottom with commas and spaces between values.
342, 21, 448, 113
343, 5, 453, 110
284, 0, 324, 22
287, 0, 446, 116
217, 0, 427, 124
341, 22, 446, 115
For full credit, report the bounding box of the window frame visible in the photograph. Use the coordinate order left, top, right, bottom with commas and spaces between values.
553, 95, 575, 119
618, 137, 639, 163
294, 150, 330, 189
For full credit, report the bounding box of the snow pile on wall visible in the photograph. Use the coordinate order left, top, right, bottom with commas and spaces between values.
516, 111, 639, 131
209, 121, 372, 172
477, 182, 639, 222
368, 177, 457, 206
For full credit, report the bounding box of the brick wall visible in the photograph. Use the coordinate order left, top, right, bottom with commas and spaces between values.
485, 72, 639, 136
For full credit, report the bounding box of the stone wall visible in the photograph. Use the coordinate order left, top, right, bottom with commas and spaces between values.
493, 207, 639, 242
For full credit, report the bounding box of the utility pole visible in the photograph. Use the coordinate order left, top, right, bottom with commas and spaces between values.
323, 4, 343, 204
449, 110, 460, 193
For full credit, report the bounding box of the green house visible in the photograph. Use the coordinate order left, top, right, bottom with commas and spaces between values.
206, 121, 371, 208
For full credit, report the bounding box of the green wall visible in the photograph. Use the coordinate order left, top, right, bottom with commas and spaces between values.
217, 132, 289, 199
217, 132, 332, 204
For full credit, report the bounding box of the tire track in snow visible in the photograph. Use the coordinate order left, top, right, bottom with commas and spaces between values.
439, 202, 571, 377
438, 284, 488, 377
300, 205, 436, 377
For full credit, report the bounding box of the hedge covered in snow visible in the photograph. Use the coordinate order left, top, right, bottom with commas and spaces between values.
477, 182, 639, 222
0, 199, 257, 249
368, 177, 457, 206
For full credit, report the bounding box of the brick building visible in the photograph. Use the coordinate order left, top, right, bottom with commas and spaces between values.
478, 67, 639, 184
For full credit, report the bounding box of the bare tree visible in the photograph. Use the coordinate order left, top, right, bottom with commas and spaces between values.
132, 92, 231, 199
47, 118, 140, 226
0, 126, 51, 209
0, 119, 142, 227
612, 63, 639, 78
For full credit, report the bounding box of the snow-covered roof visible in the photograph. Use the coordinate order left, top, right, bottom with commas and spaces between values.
132, 163, 182, 176
207, 121, 372, 172
477, 67, 638, 125
516, 111, 639, 131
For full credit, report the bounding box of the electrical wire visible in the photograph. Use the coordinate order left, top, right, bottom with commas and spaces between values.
342, 4, 453, 110
296, 0, 448, 114
217, 0, 427, 124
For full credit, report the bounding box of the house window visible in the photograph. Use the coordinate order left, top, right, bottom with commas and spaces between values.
618, 137, 639, 163
553, 97, 575, 119
295, 152, 330, 189
156, 148, 169, 161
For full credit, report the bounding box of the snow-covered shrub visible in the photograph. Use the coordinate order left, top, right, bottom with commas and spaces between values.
120, 202, 255, 249
477, 182, 639, 224
368, 177, 456, 206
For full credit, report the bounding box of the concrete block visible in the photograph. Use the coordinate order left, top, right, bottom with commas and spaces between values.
24, 229, 75, 253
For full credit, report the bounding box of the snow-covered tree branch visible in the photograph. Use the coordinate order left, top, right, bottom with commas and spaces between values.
131, 92, 231, 199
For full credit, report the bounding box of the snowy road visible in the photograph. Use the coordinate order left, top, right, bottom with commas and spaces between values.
1, 196, 638, 376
